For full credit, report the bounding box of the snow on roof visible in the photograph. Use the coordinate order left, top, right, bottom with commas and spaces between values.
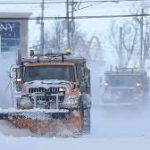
0, 12, 32, 18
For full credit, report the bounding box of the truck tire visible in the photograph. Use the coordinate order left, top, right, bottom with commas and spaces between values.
136, 93, 149, 112
79, 95, 91, 134
82, 108, 91, 134
141, 93, 149, 111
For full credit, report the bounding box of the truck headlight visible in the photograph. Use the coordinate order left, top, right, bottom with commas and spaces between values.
59, 87, 66, 92
136, 83, 141, 87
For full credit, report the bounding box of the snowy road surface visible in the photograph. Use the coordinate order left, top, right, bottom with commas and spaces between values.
1, 107, 150, 150
0, 106, 150, 150
1, 134, 150, 150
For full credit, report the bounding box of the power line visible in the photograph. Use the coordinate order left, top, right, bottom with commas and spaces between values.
0, 13, 150, 20
0, 0, 143, 4
71, 0, 143, 2
73, 14, 150, 19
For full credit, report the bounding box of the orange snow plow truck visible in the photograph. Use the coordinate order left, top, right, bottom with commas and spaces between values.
0, 49, 91, 136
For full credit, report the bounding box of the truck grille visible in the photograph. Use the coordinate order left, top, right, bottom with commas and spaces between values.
36, 95, 64, 103
111, 88, 134, 96
29, 87, 65, 108
29, 87, 60, 94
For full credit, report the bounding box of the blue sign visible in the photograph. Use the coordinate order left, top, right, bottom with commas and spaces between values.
0, 22, 20, 52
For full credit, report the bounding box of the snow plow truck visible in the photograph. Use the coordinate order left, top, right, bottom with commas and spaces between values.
0, 49, 91, 136
101, 67, 149, 108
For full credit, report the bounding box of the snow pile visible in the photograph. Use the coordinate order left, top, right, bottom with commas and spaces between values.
0, 108, 69, 113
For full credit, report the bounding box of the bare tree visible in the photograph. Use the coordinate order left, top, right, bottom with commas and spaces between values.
109, 21, 126, 67
109, 21, 120, 55
142, 18, 150, 67
110, 20, 138, 67
122, 21, 139, 67
43, 19, 87, 56
109, 13, 150, 69
44, 19, 66, 53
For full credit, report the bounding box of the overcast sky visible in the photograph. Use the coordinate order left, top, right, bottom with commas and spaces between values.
0, 0, 147, 39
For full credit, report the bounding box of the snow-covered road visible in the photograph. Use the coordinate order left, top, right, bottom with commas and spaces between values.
1, 107, 150, 150
92, 106, 150, 138
1, 133, 150, 150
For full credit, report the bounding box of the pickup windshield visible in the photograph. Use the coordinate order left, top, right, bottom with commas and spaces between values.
23, 65, 75, 82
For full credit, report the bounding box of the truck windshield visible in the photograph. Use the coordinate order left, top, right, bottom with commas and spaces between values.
106, 75, 145, 87
23, 65, 76, 82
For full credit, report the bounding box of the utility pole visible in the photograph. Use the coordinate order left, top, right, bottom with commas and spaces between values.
41, 0, 45, 54
66, 0, 70, 48
66, 0, 76, 49
71, 0, 75, 45
140, 8, 144, 69
119, 27, 123, 68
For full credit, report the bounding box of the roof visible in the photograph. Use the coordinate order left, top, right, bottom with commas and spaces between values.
105, 71, 147, 76
21, 56, 86, 66
24, 62, 75, 67
105, 67, 147, 76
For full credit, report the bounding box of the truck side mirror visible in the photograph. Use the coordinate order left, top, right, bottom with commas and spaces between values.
13, 66, 22, 84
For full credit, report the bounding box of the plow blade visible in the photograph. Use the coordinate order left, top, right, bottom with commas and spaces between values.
0, 109, 82, 136
0, 109, 69, 120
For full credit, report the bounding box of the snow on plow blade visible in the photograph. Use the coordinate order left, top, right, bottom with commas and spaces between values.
0, 109, 69, 120
0, 109, 82, 136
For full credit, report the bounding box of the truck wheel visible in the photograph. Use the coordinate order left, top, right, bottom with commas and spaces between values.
79, 96, 91, 134
141, 95, 149, 111
82, 108, 91, 134
16, 99, 20, 109
137, 93, 149, 112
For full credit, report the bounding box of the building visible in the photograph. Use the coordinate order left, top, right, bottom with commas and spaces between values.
0, 12, 31, 58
